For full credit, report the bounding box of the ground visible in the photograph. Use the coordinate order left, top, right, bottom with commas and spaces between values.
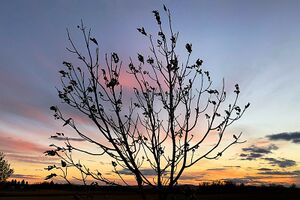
1, 189, 300, 200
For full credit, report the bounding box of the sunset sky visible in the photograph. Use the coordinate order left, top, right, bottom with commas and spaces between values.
0, 0, 299, 186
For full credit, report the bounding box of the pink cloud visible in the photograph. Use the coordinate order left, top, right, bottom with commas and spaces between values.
0, 99, 54, 130
0, 132, 47, 154
6, 153, 58, 165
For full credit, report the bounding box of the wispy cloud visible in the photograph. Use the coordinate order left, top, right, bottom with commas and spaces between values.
221, 176, 274, 185
223, 165, 241, 168
179, 174, 205, 181
6, 153, 59, 165
10, 173, 41, 180
263, 157, 297, 168
206, 168, 226, 171
240, 144, 278, 160
240, 142, 297, 170
0, 133, 47, 154
242, 144, 278, 154
266, 132, 300, 144
240, 152, 263, 160
257, 168, 300, 176
258, 171, 295, 176
257, 168, 272, 171
118, 168, 161, 176
50, 136, 85, 142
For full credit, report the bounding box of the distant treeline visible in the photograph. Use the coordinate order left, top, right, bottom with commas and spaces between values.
0, 179, 30, 190
0, 179, 298, 193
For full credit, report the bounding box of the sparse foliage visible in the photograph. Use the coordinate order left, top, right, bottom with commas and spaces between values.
0, 152, 14, 182
47, 5, 249, 200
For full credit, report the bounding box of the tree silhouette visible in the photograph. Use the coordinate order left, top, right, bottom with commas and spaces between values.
0, 152, 14, 182
47, 5, 249, 200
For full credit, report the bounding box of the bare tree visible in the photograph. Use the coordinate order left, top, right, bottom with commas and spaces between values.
46, 6, 249, 200
0, 152, 14, 182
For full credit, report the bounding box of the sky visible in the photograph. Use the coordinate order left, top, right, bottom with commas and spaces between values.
0, 0, 300, 186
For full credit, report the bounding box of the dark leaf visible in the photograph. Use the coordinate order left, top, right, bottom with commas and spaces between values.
138, 54, 144, 64
44, 150, 56, 156
157, 39, 162, 46
133, 103, 140, 108
45, 165, 55, 171
61, 160, 67, 167
234, 90, 240, 94
147, 57, 154, 64
67, 85, 73, 92
112, 53, 119, 63
152, 10, 159, 15
87, 87, 93, 92
158, 31, 165, 39
171, 35, 176, 44
137, 27, 147, 36
70, 80, 77, 86
106, 78, 118, 88
235, 84, 239, 90
45, 173, 57, 180
185, 43, 192, 53
76, 163, 82, 168
59, 70, 67, 77
196, 59, 203, 66
56, 132, 64, 136
112, 161, 117, 167
152, 10, 161, 24
90, 37, 98, 45
62, 61, 72, 70
116, 99, 122, 105
129, 63, 135, 71
204, 71, 210, 77
50, 106, 57, 112
163, 4, 167, 11
245, 102, 250, 109
234, 106, 241, 112
170, 57, 178, 68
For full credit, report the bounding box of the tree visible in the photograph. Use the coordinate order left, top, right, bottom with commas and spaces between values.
47, 5, 249, 200
0, 152, 14, 182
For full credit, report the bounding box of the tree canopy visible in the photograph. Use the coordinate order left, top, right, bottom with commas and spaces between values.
47, 5, 249, 200
0, 152, 14, 182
